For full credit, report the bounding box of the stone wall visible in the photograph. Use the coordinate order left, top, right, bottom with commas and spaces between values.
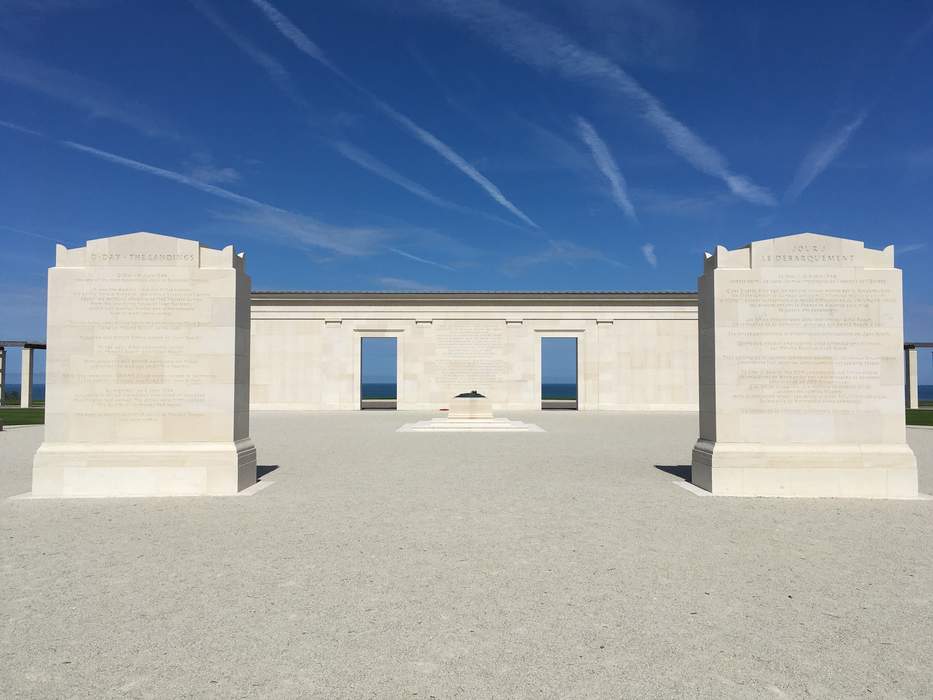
692, 232, 917, 498
33, 232, 256, 497
249, 293, 699, 411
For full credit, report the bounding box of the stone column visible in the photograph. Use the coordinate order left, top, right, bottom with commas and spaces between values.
20, 347, 34, 408
0, 347, 6, 405
906, 346, 919, 409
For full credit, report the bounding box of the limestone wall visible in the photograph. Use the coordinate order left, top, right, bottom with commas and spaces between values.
692, 232, 917, 498
249, 293, 699, 411
33, 232, 256, 497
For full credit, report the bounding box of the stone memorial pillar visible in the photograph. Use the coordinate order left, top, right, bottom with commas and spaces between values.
20, 347, 34, 408
0, 347, 6, 404
33, 232, 256, 497
905, 346, 919, 410
692, 233, 918, 498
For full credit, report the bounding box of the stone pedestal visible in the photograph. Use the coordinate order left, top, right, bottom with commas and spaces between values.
448, 395, 494, 419
32, 232, 256, 497
692, 233, 918, 498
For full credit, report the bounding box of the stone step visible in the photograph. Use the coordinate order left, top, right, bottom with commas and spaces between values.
398, 417, 544, 433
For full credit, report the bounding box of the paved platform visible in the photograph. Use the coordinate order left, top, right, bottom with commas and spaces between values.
398, 416, 544, 432
2, 412, 932, 698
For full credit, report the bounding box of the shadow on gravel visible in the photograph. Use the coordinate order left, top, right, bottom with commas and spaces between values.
655, 464, 691, 481
257, 465, 279, 480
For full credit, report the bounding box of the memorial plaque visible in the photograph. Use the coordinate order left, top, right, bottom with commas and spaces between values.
32, 232, 256, 496
434, 319, 507, 393
692, 233, 917, 498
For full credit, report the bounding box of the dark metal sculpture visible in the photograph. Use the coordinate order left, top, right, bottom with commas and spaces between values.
455, 390, 485, 398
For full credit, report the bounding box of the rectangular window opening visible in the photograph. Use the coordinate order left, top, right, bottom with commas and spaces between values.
361, 337, 397, 410
542, 337, 578, 410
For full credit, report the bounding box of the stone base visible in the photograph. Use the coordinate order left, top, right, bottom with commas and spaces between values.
31, 439, 257, 497
399, 417, 543, 433
448, 397, 494, 419
691, 440, 919, 498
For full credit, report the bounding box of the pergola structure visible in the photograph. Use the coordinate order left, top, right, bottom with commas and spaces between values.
0, 340, 46, 408
905, 342, 931, 410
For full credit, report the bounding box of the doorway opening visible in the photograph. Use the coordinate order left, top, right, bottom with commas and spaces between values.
360, 337, 397, 410
541, 337, 578, 410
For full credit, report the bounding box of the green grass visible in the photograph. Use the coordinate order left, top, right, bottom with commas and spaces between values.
0, 407, 45, 426
907, 409, 933, 427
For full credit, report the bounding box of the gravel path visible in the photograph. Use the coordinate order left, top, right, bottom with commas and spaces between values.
2, 413, 932, 698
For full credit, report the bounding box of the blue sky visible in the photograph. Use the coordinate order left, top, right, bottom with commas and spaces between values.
1, 0, 932, 381
361, 337, 397, 385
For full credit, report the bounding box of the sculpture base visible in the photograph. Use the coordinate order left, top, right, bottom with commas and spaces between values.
691, 440, 918, 498
448, 397, 493, 419
31, 439, 257, 497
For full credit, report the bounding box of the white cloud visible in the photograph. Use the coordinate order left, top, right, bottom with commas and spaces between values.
388, 247, 456, 272
895, 243, 926, 256
0, 119, 45, 137
575, 116, 637, 222
189, 0, 309, 109
333, 141, 456, 209
786, 113, 866, 202
0, 223, 68, 244
371, 99, 539, 228
60, 139, 388, 256
64, 140, 268, 208
503, 239, 623, 274
245, 0, 538, 228
248, 0, 346, 77
188, 164, 240, 185
641, 242, 657, 268
423, 0, 775, 206
375, 277, 447, 291
514, 116, 593, 174
0, 49, 178, 139
184, 152, 240, 184
633, 188, 734, 217
219, 207, 388, 257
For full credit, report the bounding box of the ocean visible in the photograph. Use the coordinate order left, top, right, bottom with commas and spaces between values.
361, 382, 397, 400
2, 382, 46, 402
542, 383, 578, 400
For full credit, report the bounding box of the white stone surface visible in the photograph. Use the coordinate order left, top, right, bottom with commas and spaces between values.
906, 347, 919, 409
448, 396, 494, 419
398, 417, 544, 432
250, 293, 699, 412
32, 232, 256, 497
20, 347, 33, 408
692, 233, 918, 498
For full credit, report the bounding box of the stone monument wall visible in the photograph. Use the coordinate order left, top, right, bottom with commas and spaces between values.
33, 232, 256, 497
248, 296, 699, 411
692, 233, 917, 498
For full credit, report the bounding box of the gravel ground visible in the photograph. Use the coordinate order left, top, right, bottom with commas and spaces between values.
2, 412, 932, 699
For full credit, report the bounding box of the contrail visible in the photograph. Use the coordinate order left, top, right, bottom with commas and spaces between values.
246, 0, 538, 227
575, 116, 637, 222
425, 0, 776, 206
786, 114, 866, 202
